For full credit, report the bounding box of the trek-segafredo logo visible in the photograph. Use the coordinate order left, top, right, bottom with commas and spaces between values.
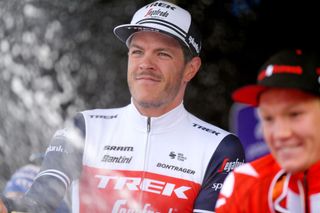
144, 1, 175, 19
112, 200, 174, 213
144, 8, 169, 18
218, 158, 244, 173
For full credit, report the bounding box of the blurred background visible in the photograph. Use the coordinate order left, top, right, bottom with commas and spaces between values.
0, 0, 318, 189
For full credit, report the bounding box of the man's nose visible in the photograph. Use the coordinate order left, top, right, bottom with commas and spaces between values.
139, 54, 155, 70
273, 119, 292, 140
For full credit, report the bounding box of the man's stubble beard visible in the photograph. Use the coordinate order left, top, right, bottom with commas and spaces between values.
129, 68, 185, 111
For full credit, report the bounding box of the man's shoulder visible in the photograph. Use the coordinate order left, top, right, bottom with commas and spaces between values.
187, 113, 232, 139
80, 106, 127, 119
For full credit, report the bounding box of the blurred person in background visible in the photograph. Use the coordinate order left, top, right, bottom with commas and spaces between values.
2, 153, 70, 213
0, 1, 244, 212
215, 49, 320, 212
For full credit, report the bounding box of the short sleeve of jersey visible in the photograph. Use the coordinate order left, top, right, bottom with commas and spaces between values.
193, 134, 245, 212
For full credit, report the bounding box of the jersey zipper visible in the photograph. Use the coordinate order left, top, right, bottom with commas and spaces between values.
139, 117, 152, 209
147, 117, 151, 133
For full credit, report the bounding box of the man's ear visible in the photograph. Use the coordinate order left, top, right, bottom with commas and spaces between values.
184, 56, 201, 82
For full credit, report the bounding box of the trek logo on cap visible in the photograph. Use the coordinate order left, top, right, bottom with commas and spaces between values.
146, 1, 176, 10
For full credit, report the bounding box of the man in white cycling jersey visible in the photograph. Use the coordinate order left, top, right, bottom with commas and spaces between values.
0, 1, 245, 212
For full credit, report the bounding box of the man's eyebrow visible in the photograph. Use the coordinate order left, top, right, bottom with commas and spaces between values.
129, 43, 142, 49
129, 44, 172, 53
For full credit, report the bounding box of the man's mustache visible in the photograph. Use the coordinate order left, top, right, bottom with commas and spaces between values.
134, 71, 162, 81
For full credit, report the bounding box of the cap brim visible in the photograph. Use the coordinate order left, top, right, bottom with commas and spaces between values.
114, 24, 184, 44
114, 24, 150, 43
232, 85, 267, 107
113, 24, 190, 53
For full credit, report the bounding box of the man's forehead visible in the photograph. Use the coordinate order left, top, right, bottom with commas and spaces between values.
129, 31, 181, 47
259, 88, 318, 106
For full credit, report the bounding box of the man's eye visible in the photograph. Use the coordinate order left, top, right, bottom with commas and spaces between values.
158, 52, 171, 58
261, 115, 273, 123
130, 50, 142, 55
289, 111, 302, 118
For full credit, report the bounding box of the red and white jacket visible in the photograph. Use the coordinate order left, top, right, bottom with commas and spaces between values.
215, 154, 320, 213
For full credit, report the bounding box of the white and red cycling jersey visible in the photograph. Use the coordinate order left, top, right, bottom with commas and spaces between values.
3, 103, 245, 213
215, 154, 320, 213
